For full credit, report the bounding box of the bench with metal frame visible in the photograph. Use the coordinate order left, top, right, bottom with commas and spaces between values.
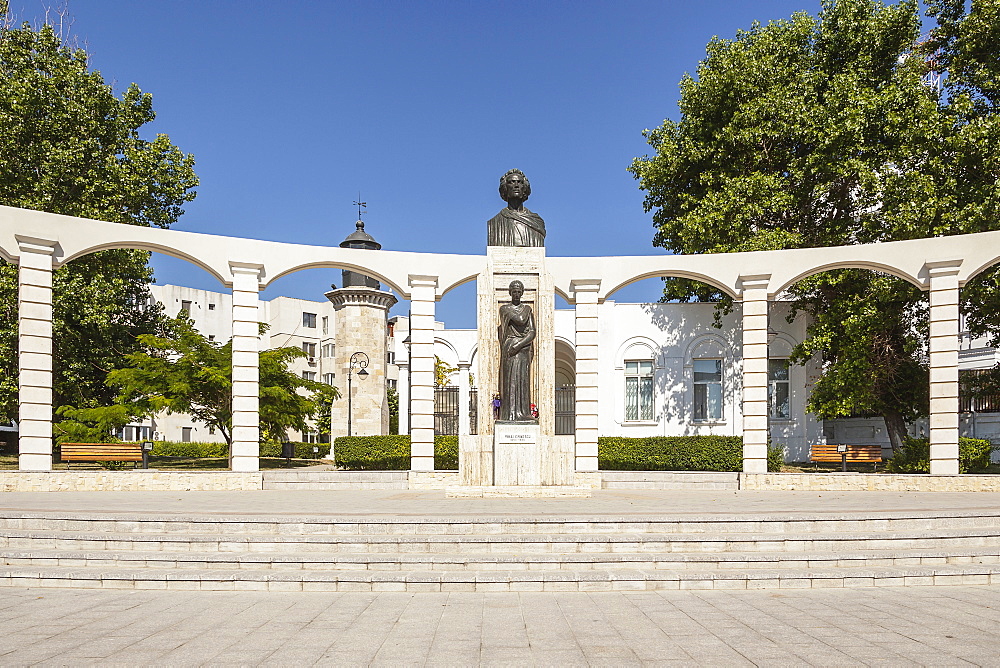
60, 443, 144, 468
810, 443, 883, 471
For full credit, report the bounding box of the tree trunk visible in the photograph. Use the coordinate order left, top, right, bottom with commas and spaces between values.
883, 409, 908, 454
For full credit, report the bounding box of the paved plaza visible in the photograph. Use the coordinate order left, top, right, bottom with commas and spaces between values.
0, 585, 998, 665
4, 488, 1000, 518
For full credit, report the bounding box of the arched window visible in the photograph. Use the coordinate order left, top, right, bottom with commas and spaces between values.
621, 341, 657, 422
693, 359, 723, 420
687, 336, 730, 423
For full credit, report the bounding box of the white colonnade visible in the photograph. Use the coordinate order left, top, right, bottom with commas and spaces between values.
2, 204, 995, 474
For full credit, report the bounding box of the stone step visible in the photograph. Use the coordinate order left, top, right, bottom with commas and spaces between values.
3, 547, 999, 571
2, 563, 998, 592
3, 526, 999, 553
2, 511, 999, 534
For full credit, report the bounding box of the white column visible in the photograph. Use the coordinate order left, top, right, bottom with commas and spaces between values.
739, 274, 771, 473
397, 359, 410, 434
926, 260, 962, 475
17, 236, 58, 471
408, 275, 438, 471
458, 362, 471, 436
571, 279, 601, 471
230, 262, 264, 472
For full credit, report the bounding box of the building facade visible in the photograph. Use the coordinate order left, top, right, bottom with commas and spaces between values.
140, 284, 396, 444
396, 301, 1000, 462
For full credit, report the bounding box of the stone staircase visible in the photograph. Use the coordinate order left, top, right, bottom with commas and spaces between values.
1, 510, 998, 591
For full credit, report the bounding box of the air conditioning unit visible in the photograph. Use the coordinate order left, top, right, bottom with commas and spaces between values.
308, 357, 316, 364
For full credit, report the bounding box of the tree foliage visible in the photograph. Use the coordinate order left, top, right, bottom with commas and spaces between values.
0, 5, 198, 419
630, 0, 1000, 450
434, 355, 457, 388
107, 317, 341, 445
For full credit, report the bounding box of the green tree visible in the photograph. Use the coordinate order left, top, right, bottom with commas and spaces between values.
387, 385, 399, 434
629, 0, 1000, 451
434, 355, 457, 388
0, 3, 198, 419
107, 317, 341, 446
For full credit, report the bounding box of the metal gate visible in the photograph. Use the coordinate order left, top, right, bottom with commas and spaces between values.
555, 385, 575, 435
439, 386, 573, 435
434, 386, 459, 435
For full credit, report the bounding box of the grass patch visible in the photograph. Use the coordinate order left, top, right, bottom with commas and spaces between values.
0, 453, 329, 471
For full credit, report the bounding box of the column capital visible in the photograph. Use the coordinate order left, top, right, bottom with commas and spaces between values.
408, 274, 439, 289
737, 274, 771, 293
569, 278, 602, 293
15, 235, 58, 256
229, 261, 265, 279
924, 259, 963, 279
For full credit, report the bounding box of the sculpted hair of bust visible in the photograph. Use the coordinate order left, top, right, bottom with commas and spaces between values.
499, 169, 531, 202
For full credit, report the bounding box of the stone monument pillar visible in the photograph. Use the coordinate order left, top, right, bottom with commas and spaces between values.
453, 170, 584, 497
325, 220, 397, 437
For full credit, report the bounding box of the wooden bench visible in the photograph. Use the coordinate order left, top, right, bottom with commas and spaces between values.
60, 443, 144, 468
810, 443, 883, 471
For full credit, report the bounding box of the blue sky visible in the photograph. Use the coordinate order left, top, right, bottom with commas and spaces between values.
12, 0, 815, 327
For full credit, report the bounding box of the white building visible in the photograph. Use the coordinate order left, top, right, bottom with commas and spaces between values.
394, 301, 1000, 462
138, 284, 377, 444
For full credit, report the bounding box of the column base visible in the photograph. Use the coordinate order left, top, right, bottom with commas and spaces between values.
230, 455, 260, 472
930, 460, 960, 475
18, 453, 52, 471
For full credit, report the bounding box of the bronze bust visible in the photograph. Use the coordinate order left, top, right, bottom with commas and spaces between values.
487, 169, 546, 247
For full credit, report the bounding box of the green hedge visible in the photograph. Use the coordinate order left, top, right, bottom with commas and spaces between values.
334, 435, 780, 472
150, 441, 228, 458
598, 436, 783, 472
884, 437, 992, 474
334, 435, 458, 470
148, 441, 330, 459
259, 442, 331, 459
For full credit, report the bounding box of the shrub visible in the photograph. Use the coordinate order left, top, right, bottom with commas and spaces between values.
150, 441, 228, 458
884, 436, 992, 474
334, 435, 458, 470
148, 441, 331, 459
598, 436, 783, 472
259, 442, 331, 459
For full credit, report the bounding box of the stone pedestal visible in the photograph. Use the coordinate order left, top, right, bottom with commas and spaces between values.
494, 422, 541, 486
456, 246, 580, 493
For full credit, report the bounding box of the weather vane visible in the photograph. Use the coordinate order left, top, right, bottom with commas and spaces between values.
353, 193, 367, 221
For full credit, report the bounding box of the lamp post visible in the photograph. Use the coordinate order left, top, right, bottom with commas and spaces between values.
346, 351, 369, 437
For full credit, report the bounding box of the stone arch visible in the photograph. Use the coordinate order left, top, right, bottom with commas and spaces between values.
772, 260, 924, 296
684, 333, 731, 363
961, 254, 1000, 285
438, 272, 480, 299
265, 261, 406, 296
554, 336, 576, 387
434, 336, 460, 361
605, 270, 738, 302
59, 241, 230, 287
768, 332, 797, 359
616, 336, 660, 368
